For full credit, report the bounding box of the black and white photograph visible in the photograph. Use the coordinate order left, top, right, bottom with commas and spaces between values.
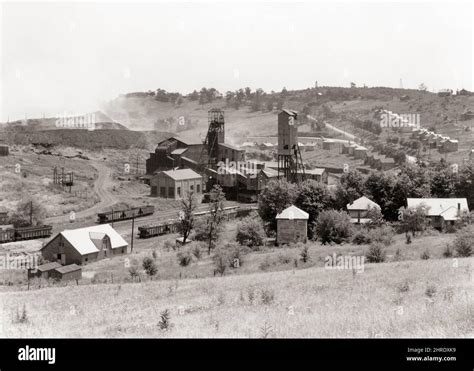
0, 0, 473, 367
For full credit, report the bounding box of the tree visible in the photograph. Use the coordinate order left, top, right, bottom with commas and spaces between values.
177, 191, 197, 244
333, 170, 366, 210
455, 164, 474, 210
235, 217, 266, 249
10, 198, 46, 227
365, 172, 398, 220
418, 83, 428, 92
258, 179, 298, 232
399, 205, 428, 237
294, 180, 332, 239
204, 185, 226, 254
314, 210, 353, 244
142, 257, 157, 278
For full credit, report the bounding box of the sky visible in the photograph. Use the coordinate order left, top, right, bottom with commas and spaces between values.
1, 1, 473, 121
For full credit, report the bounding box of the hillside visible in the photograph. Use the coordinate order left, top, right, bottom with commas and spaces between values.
102, 87, 474, 153
1, 256, 472, 338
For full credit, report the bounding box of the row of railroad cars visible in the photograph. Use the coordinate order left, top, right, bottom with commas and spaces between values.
97, 205, 155, 224
138, 205, 257, 239
0, 225, 53, 244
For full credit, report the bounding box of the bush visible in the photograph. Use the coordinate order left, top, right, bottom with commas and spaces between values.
299, 245, 311, 263
163, 240, 175, 251
260, 289, 275, 305
177, 250, 193, 267
420, 250, 430, 260
190, 242, 203, 260
365, 243, 386, 263
235, 217, 266, 249
453, 229, 473, 257
443, 244, 453, 258
142, 257, 158, 277
314, 210, 353, 244
352, 225, 394, 246
213, 252, 227, 276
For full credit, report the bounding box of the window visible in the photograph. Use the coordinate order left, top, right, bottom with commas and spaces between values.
168, 187, 174, 198
196, 184, 200, 193
177, 187, 181, 197
190, 185, 194, 192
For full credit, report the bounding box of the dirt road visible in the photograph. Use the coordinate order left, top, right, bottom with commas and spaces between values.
45, 160, 118, 224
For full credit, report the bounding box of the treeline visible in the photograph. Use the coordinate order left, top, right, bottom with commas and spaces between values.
258, 161, 474, 230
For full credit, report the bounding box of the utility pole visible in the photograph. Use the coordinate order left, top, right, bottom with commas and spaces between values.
130, 213, 135, 253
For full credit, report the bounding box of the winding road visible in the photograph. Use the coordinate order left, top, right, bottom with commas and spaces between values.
45, 160, 118, 225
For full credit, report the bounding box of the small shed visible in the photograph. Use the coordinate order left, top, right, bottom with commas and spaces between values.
276, 205, 309, 245
28, 262, 62, 279
50, 264, 82, 281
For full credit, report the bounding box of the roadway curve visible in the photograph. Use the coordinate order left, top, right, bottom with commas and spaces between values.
45, 160, 118, 224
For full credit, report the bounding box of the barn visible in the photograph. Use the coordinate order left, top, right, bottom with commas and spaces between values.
276, 205, 309, 245
150, 168, 202, 199
41, 224, 128, 265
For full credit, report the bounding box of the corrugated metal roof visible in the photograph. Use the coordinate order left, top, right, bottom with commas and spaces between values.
276, 205, 309, 220
347, 196, 381, 211
406, 198, 469, 220
59, 224, 128, 255
161, 168, 202, 181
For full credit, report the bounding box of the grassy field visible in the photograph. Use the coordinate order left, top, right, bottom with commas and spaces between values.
0, 255, 472, 338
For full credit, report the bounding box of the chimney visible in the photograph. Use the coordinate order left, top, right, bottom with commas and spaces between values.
458, 203, 461, 211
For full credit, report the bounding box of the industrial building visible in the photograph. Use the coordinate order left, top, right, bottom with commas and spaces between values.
144, 108, 310, 200
41, 224, 128, 265
145, 136, 203, 176
150, 168, 202, 199
276, 205, 309, 245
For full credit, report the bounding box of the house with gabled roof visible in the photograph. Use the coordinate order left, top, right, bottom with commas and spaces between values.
406, 198, 469, 229
347, 196, 381, 224
41, 224, 128, 265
